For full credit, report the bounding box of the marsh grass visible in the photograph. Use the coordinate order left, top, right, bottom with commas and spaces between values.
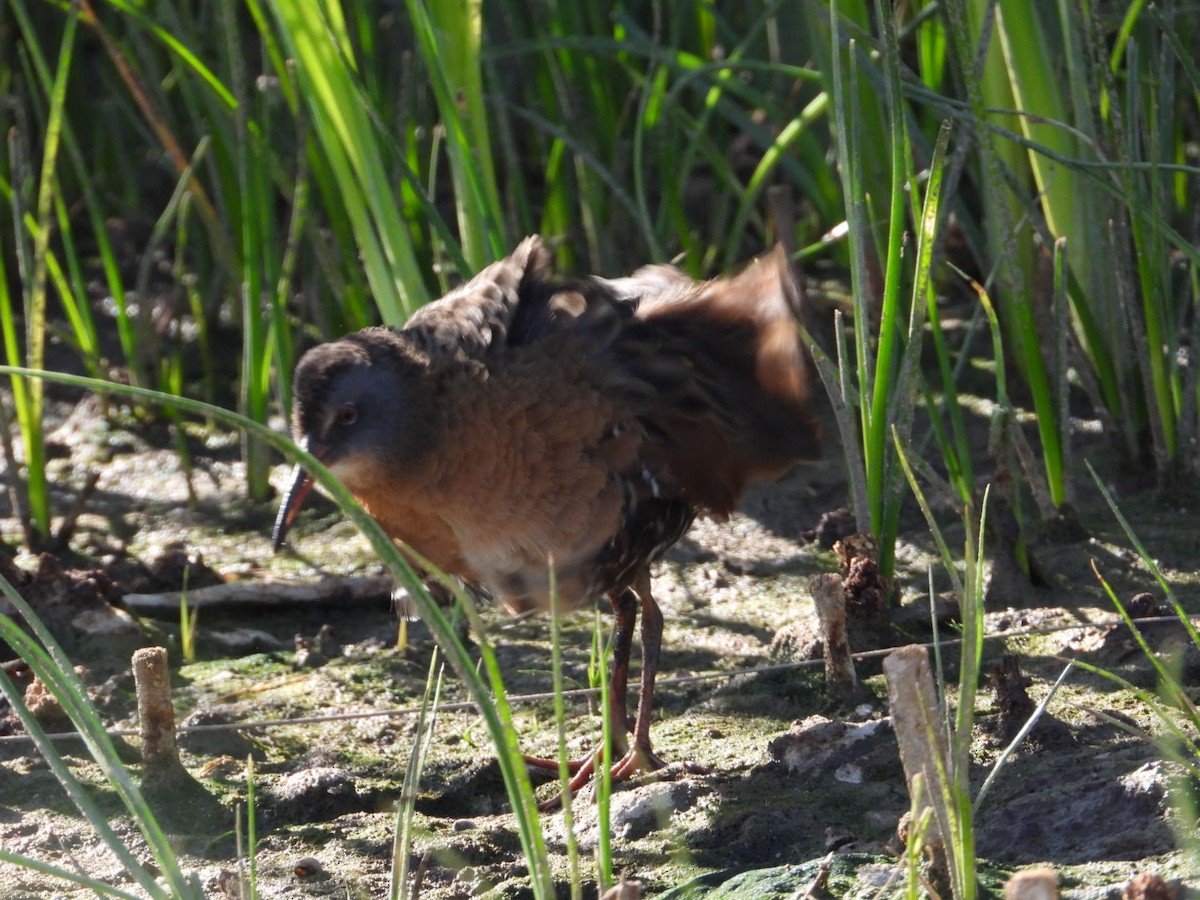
1080, 463, 1200, 867
0, 364, 579, 895
5, 0, 1196, 521
178, 569, 199, 664
242, 756, 260, 900
827, 0, 952, 580
2, 0, 1200, 895
391, 650, 443, 899
1, 1, 78, 549
0, 569, 207, 900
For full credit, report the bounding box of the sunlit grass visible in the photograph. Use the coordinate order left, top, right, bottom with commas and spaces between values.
0, 569, 206, 899
0, 365, 561, 897
1, 0, 1199, 895
827, 0, 952, 582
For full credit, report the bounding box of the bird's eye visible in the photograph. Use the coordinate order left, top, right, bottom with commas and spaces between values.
335, 403, 358, 426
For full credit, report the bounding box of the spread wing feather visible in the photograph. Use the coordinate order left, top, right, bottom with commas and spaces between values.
402, 237, 818, 519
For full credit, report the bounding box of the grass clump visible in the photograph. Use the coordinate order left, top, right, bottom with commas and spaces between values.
1, 1, 1200, 896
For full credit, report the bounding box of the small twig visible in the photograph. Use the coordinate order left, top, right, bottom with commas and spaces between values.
48, 471, 100, 553
767, 185, 799, 275
123, 575, 394, 613
810, 573, 857, 695
409, 850, 431, 900
802, 853, 832, 898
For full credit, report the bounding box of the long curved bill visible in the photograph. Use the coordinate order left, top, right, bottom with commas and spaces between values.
271, 436, 328, 552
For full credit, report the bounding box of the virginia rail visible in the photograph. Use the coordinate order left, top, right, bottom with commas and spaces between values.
273, 237, 819, 803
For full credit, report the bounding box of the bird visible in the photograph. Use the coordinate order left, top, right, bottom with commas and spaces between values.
272, 236, 820, 805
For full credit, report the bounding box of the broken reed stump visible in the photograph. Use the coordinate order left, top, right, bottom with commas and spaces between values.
132, 646, 185, 782
131, 646, 228, 833
1122, 872, 1182, 900
883, 644, 952, 888
809, 573, 857, 696
990, 654, 1035, 741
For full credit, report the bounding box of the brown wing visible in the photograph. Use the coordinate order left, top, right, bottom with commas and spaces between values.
402, 235, 551, 361
604, 245, 820, 517
405, 238, 818, 524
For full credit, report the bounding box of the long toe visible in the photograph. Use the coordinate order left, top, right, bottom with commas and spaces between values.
609, 743, 668, 781
541, 742, 669, 811
534, 749, 603, 812
523, 753, 590, 775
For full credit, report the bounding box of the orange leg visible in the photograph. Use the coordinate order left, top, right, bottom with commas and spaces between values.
523, 588, 635, 778
526, 571, 668, 810
610, 569, 668, 779
606, 586, 638, 750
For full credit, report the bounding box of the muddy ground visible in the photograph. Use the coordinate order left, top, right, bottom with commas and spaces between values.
1, 380, 1199, 899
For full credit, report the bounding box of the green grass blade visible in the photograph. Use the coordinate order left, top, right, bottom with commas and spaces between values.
548, 564, 582, 899
1066, 657, 1200, 763
7, 3, 79, 544
0, 210, 36, 550
6, 0, 141, 384
441, 574, 554, 898
405, 0, 505, 266
391, 653, 443, 899
723, 93, 827, 268
97, 0, 237, 110
0, 363, 555, 898
865, 0, 912, 545
266, 0, 430, 323
1086, 460, 1200, 650
830, 15, 874, 528
1089, 563, 1199, 722
246, 757, 259, 899
0, 600, 202, 898
944, 0, 1067, 508
594, 608, 614, 892
49, 192, 100, 371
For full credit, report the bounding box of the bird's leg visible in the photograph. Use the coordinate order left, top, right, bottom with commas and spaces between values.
535, 572, 669, 809
523, 588, 636, 792
605, 586, 638, 753
611, 569, 668, 778
529, 582, 675, 811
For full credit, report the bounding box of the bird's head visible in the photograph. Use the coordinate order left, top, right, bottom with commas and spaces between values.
272, 330, 432, 550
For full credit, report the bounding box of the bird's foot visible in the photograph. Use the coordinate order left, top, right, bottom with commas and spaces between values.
610, 742, 668, 781
522, 753, 591, 776
529, 742, 670, 812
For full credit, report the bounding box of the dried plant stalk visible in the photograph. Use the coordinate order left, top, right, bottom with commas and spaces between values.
132, 646, 179, 771
883, 645, 950, 879
810, 573, 857, 694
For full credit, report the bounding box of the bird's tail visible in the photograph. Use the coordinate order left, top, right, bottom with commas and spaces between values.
609, 247, 821, 516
